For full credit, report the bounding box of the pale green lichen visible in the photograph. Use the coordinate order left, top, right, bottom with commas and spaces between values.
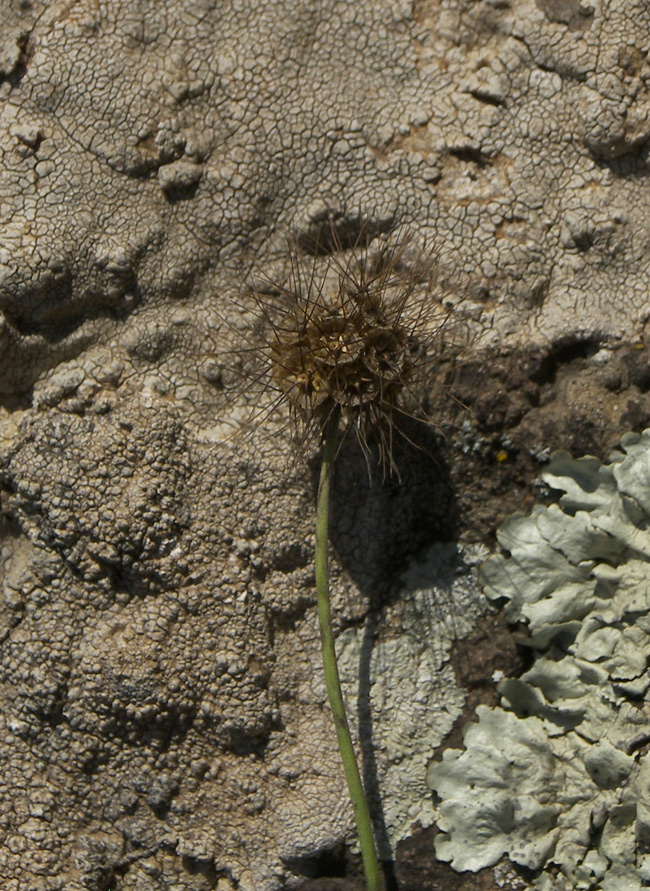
428, 429, 650, 890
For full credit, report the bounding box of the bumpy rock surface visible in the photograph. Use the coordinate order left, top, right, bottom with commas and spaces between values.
1, 0, 650, 888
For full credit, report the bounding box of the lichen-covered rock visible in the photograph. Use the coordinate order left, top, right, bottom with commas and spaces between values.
336, 543, 489, 858
429, 430, 650, 890
2, 0, 650, 887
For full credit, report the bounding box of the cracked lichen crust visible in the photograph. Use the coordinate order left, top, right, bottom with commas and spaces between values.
428, 430, 650, 890
1, 0, 650, 395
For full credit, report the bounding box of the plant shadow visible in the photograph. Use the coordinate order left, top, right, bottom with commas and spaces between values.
326, 420, 460, 888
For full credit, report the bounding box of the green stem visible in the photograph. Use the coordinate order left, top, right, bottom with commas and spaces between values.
316, 413, 382, 891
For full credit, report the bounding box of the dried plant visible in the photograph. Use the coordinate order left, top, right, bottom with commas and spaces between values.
216, 218, 454, 891
223, 220, 450, 477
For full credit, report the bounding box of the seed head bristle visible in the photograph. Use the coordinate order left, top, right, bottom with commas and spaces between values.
224, 220, 451, 475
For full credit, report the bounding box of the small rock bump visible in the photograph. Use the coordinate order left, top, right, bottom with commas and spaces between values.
157, 159, 203, 195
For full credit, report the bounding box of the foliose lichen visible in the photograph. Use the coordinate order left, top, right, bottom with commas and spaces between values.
428, 429, 650, 891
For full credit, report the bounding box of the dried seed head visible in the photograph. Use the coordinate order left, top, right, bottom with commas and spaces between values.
225, 222, 450, 475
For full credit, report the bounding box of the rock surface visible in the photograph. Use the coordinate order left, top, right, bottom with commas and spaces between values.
1, 0, 650, 888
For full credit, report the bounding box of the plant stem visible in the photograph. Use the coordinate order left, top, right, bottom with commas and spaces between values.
316, 413, 382, 891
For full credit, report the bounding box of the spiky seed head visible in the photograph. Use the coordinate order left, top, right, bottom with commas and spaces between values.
270, 273, 412, 423
244, 222, 444, 475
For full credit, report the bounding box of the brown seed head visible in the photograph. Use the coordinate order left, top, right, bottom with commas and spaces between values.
221, 221, 451, 475
272, 267, 412, 419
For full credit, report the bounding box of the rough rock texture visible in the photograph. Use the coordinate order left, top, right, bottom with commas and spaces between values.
336, 543, 488, 860
1, 0, 650, 888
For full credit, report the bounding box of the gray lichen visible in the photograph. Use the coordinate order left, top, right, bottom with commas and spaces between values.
429, 430, 650, 890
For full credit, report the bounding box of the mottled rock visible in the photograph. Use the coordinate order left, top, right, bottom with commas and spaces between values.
1, 0, 650, 888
